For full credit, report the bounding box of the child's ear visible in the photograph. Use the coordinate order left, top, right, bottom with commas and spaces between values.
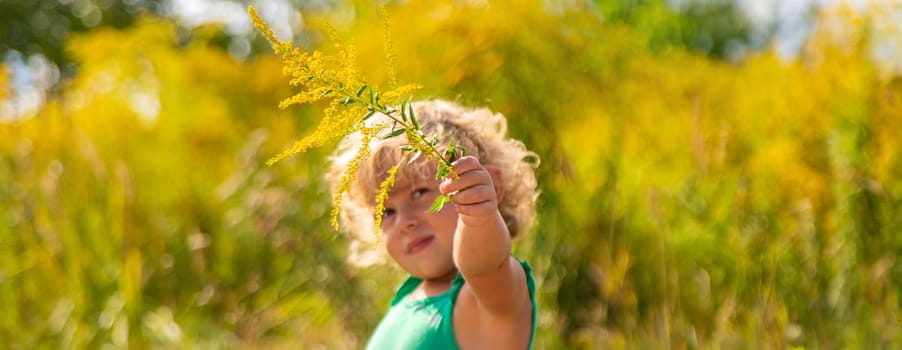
485, 164, 505, 202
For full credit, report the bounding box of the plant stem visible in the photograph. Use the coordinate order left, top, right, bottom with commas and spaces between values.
337, 88, 455, 171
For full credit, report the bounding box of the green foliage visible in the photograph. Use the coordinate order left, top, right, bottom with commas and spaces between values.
0, 18, 392, 348
1, 1, 900, 349
593, 0, 757, 58
0, 0, 162, 83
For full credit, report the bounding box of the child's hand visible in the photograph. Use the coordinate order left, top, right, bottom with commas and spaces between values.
438, 156, 502, 221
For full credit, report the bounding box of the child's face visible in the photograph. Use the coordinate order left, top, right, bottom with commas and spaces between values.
379, 168, 458, 280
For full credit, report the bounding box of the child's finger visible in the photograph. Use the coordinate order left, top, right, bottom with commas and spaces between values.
453, 199, 498, 217
449, 184, 496, 205
439, 166, 493, 195
447, 155, 482, 176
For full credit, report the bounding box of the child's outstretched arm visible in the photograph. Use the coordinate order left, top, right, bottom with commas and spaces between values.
440, 156, 512, 273
439, 156, 531, 345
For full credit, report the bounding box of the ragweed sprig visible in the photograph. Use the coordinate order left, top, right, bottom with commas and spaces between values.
248, 6, 461, 239
373, 160, 401, 235
330, 125, 382, 230
382, 5, 398, 89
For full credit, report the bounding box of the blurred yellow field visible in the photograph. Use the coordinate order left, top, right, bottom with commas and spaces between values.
1, 1, 899, 348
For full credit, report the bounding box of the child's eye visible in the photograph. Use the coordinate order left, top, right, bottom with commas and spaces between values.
412, 188, 430, 199
382, 208, 395, 219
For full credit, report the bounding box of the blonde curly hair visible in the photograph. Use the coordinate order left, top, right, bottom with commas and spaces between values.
327, 100, 539, 243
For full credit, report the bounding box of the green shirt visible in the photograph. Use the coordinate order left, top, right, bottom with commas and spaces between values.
365, 260, 536, 350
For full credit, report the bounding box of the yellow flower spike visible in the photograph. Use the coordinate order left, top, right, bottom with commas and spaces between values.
330, 126, 381, 230
373, 163, 400, 243
247, 6, 281, 50
382, 83, 423, 105
403, 129, 457, 178
278, 86, 332, 109
323, 25, 352, 68
382, 5, 398, 89
249, 5, 461, 240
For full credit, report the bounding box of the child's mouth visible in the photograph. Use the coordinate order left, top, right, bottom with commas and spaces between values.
408, 237, 434, 254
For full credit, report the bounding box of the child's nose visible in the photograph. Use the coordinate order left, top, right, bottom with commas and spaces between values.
397, 208, 419, 232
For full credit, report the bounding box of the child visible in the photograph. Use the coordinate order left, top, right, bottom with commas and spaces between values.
327, 100, 540, 349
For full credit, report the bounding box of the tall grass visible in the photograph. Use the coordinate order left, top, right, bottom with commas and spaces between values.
1, 1, 899, 348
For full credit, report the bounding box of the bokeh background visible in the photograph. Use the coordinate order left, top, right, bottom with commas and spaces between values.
2, 0, 901, 348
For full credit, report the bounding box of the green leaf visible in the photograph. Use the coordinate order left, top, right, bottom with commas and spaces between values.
363, 110, 376, 121
401, 100, 409, 123
382, 128, 405, 139
435, 164, 450, 180
407, 150, 422, 164
427, 194, 452, 213
319, 89, 333, 99
356, 84, 367, 97
409, 104, 419, 129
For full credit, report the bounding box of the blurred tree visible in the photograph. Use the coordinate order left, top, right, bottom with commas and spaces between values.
592, 0, 760, 59
0, 0, 162, 86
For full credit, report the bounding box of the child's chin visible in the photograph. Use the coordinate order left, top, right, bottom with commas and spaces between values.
412, 264, 455, 280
